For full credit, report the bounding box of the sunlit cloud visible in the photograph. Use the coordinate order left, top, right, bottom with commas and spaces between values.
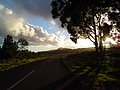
0, 4, 63, 46
50, 20, 56, 25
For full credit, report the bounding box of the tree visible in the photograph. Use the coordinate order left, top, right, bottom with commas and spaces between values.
0, 46, 1, 59
18, 38, 29, 50
1, 35, 18, 59
0, 46, 1, 51
51, 0, 120, 55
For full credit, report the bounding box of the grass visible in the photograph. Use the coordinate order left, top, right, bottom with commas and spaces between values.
63, 48, 120, 90
63, 51, 98, 72
0, 57, 46, 71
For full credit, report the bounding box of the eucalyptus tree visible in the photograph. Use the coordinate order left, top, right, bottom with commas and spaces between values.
51, 0, 120, 55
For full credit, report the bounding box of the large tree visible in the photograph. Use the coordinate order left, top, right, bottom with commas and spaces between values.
1, 35, 18, 59
51, 0, 120, 55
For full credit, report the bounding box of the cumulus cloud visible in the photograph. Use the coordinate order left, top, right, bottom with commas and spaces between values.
0, 4, 62, 46
21, 24, 62, 46
0, 4, 24, 37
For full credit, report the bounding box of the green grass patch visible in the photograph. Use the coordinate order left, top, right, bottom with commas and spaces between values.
63, 49, 120, 90
0, 57, 45, 71
63, 51, 98, 72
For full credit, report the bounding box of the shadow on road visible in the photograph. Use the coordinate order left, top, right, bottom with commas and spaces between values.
41, 57, 110, 90
41, 64, 102, 90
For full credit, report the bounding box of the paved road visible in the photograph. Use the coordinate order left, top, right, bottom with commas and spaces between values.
0, 58, 71, 90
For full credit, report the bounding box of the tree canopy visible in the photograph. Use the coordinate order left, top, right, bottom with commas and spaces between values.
18, 38, 29, 50
51, 0, 120, 54
0, 35, 29, 59
1, 35, 18, 59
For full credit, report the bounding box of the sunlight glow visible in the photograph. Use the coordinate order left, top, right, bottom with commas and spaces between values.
104, 37, 117, 48
76, 39, 94, 48
105, 37, 117, 45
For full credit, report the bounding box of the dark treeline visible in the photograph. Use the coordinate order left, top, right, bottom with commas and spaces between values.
0, 35, 40, 60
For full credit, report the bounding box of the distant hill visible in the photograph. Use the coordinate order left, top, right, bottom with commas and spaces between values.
57, 47, 72, 50
37, 47, 95, 59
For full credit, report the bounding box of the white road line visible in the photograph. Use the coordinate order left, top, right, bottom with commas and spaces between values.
7, 70, 36, 90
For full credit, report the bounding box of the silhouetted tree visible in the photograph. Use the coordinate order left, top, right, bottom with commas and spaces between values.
0, 46, 1, 59
1, 35, 18, 59
51, 0, 120, 55
0, 46, 1, 51
18, 38, 29, 50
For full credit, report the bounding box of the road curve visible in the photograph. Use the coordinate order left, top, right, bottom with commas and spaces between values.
0, 58, 70, 90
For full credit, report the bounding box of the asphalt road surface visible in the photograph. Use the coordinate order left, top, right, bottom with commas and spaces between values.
0, 58, 72, 90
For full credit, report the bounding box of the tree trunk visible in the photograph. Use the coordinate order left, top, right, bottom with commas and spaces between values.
99, 28, 104, 56
92, 12, 99, 54
99, 42, 104, 57
95, 42, 99, 54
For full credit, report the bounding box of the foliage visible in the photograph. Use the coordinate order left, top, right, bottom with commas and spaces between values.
0, 35, 29, 59
18, 38, 29, 50
51, 0, 120, 54
1, 35, 18, 59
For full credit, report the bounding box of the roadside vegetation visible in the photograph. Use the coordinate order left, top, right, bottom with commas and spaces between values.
0, 35, 49, 71
0, 57, 45, 71
63, 47, 120, 90
0, 47, 91, 71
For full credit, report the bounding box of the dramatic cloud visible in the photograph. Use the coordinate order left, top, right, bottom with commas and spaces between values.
10, 0, 61, 26
0, 4, 62, 46
11, 0, 52, 19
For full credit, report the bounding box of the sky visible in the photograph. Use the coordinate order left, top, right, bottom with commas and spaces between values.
0, 0, 94, 52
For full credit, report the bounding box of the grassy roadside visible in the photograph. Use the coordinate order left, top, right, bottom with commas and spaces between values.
63, 49, 120, 90
0, 52, 65, 72
0, 48, 82, 72
0, 57, 46, 71
0, 48, 95, 72
0, 49, 69, 71
63, 51, 98, 72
